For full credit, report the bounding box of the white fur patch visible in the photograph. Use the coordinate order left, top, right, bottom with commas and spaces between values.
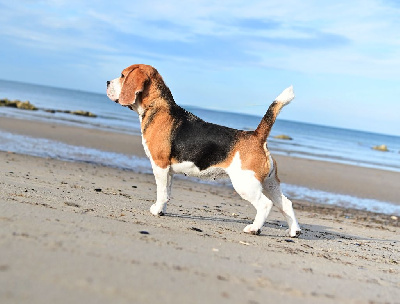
106, 78, 122, 101
141, 137, 172, 215
226, 152, 263, 202
275, 85, 294, 105
142, 137, 226, 180
171, 161, 227, 179
141, 137, 152, 159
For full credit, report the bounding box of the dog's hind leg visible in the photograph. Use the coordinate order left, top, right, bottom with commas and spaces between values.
264, 177, 301, 237
227, 154, 273, 235
243, 193, 273, 235
231, 174, 273, 235
150, 165, 173, 216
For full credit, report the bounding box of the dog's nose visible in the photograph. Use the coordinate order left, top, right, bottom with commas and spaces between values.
107, 81, 110, 87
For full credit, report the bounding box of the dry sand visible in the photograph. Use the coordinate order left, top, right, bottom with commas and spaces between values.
0, 117, 400, 303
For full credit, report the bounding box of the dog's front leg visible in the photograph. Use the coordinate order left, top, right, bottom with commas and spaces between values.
150, 165, 172, 216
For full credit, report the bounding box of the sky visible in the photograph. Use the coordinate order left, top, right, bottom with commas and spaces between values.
1, 0, 400, 136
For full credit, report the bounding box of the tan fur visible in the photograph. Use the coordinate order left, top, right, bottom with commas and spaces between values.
143, 108, 174, 169
119, 64, 170, 109
255, 102, 286, 143
208, 133, 271, 182
234, 136, 271, 182
119, 66, 149, 106
116, 65, 175, 168
273, 157, 280, 183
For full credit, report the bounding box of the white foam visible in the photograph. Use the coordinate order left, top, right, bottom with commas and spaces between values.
282, 183, 400, 216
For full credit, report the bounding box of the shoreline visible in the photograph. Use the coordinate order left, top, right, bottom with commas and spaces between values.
0, 116, 399, 206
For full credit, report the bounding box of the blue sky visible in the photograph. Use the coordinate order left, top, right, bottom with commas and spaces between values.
1, 0, 400, 136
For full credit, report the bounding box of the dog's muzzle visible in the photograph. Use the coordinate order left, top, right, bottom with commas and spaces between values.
106, 80, 120, 103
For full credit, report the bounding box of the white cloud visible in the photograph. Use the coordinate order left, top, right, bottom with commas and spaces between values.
2, 0, 400, 76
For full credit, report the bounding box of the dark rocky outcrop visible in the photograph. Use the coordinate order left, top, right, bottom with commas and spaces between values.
1, 98, 96, 118
0, 98, 38, 110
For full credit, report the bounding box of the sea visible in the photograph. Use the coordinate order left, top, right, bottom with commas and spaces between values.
1, 79, 399, 215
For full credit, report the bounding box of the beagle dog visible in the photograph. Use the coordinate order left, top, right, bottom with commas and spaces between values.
107, 64, 301, 237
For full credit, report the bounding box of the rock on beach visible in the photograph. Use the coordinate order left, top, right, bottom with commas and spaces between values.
1, 98, 96, 117
0, 98, 38, 110
274, 134, 293, 140
372, 144, 388, 152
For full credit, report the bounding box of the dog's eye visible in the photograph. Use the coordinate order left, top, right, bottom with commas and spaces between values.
121, 73, 124, 78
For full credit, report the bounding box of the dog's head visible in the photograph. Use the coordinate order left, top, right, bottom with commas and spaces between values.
107, 64, 173, 112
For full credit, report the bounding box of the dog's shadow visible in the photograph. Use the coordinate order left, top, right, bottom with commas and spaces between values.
165, 212, 250, 226
165, 213, 364, 241
256, 220, 364, 241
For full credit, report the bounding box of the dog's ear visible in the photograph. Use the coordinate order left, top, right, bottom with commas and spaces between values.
119, 68, 149, 106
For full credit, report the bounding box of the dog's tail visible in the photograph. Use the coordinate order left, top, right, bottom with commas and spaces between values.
255, 85, 294, 142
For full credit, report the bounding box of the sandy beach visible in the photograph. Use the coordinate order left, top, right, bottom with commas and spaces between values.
1, 117, 400, 303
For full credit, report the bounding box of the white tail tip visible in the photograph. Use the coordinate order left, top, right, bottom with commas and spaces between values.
275, 85, 294, 105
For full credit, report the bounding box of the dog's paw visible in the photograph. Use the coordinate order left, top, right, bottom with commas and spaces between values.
243, 224, 261, 235
286, 228, 301, 238
150, 204, 165, 216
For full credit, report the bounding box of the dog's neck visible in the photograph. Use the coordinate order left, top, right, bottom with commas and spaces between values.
130, 97, 169, 123
127, 77, 176, 121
